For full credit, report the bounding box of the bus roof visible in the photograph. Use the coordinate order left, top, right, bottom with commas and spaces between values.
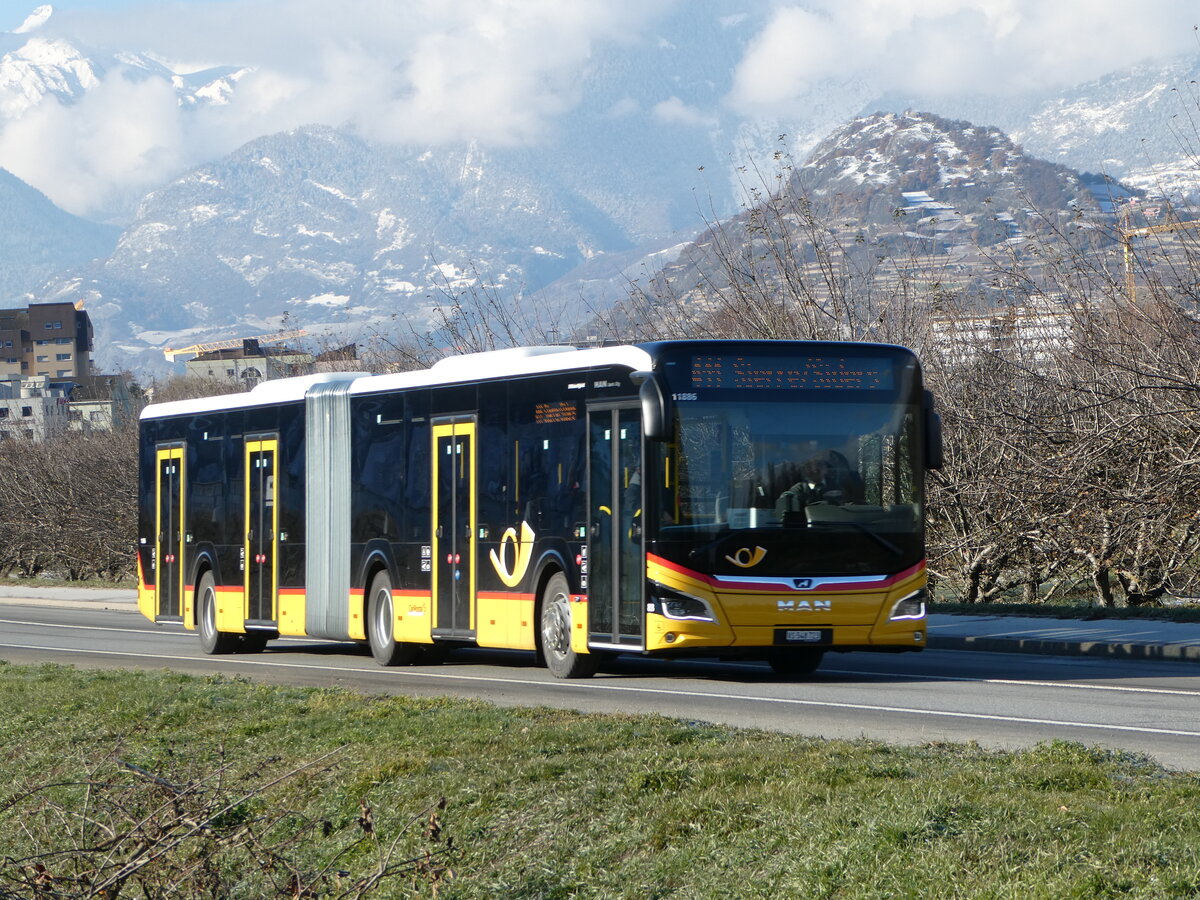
140, 344, 654, 421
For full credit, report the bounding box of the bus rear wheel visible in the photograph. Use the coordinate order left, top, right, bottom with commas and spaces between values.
540, 572, 598, 679
197, 572, 238, 655
767, 648, 824, 678
367, 570, 421, 666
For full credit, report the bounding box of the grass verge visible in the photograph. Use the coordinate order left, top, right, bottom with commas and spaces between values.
1, 662, 1200, 898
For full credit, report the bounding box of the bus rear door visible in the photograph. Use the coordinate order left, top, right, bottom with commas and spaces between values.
153, 444, 184, 621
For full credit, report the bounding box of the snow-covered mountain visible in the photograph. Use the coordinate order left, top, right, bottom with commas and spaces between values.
875, 53, 1200, 204
798, 111, 1129, 225
35, 126, 647, 371
0, 6, 250, 120
649, 110, 1137, 316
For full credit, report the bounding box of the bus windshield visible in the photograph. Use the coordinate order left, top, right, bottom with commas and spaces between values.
650, 398, 924, 577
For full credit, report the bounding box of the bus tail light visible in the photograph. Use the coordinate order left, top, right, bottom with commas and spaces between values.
889, 589, 927, 621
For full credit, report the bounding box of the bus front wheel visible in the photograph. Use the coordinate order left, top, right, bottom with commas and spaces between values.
197, 572, 238, 655
540, 572, 598, 679
367, 571, 421, 666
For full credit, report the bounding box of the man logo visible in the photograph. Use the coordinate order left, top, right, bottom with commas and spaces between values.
778, 597, 831, 612
489, 521, 535, 587
793, 578, 814, 590
725, 546, 767, 568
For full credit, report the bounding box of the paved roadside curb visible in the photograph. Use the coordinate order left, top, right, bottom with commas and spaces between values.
0, 596, 138, 612
926, 633, 1200, 662
926, 614, 1200, 663
0, 587, 138, 613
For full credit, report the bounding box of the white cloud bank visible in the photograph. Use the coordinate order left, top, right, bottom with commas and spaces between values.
0, 0, 1197, 217
0, 0, 671, 216
730, 0, 1200, 115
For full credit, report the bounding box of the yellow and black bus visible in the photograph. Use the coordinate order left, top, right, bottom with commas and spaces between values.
137, 340, 942, 677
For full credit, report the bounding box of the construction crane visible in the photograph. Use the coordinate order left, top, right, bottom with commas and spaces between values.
1120, 212, 1200, 302
163, 329, 309, 362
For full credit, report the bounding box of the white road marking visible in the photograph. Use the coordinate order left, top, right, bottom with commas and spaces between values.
5, 616, 1200, 698
0, 618, 313, 642
823, 666, 1200, 698
2, 641, 1200, 740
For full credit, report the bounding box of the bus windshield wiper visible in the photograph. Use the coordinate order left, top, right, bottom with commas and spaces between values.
810, 521, 902, 555
688, 528, 761, 559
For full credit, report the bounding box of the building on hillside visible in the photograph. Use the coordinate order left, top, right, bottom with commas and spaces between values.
65, 373, 140, 433
0, 301, 94, 380
184, 338, 313, 386
314, 343, 363, 372
932, 297, 1076, 367
0, 375, 70, 442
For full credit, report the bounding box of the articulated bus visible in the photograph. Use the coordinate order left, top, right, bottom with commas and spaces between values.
137, 340, 942, 677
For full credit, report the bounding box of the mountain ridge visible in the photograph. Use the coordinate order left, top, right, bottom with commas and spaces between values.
0, 167, 119, 303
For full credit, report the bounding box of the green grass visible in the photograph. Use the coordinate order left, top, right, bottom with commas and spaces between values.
1, 663, 1199, 898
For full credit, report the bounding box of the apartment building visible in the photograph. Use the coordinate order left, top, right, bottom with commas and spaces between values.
184, 338, 313, 385
0, 375, 70, 442
67, 373, 139, 433
0, 301, 94, 380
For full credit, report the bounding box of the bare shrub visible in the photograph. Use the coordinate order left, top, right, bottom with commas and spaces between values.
0, 747, 453, 898
0, 427, 138, 581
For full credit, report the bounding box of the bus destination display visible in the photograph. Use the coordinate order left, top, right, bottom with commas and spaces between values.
690, 354, 894, 391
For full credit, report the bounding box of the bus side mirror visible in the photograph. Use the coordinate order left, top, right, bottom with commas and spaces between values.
631, 371, 673, 441
923, 390, 944, 470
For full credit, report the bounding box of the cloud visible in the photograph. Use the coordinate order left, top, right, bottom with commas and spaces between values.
652, 96, 718, 128
67, 0, 670, 146
729, 0, 1200, 115
0, 0, 673, 216
0, 70, 185, 216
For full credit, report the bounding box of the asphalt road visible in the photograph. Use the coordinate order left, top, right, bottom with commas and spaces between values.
3, 602, 1200, 770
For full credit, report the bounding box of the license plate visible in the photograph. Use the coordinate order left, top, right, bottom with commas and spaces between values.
785, 630, 822, 642
772, 628, 830, 643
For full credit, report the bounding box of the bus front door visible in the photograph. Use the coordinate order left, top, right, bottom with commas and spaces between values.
245, 438, 279, 625
587, 406, 644, 649
154, 445, 184, 621
432, 418, 476, 638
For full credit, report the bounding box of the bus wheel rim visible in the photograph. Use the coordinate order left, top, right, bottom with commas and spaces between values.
374, 587, 392, 647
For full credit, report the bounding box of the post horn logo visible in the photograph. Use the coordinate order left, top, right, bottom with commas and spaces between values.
489, 521, 536, 587
725, 546, 767, 568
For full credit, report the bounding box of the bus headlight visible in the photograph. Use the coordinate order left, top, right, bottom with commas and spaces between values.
889, 589, 927, 621
650, 584, 717, 623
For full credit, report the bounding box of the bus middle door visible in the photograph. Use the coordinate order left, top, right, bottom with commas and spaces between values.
587, 405, 644, 649
432, 417, 476, 639
245, 437, 279, 626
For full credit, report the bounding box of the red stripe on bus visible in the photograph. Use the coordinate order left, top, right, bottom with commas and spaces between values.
647, 553, 925, 593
